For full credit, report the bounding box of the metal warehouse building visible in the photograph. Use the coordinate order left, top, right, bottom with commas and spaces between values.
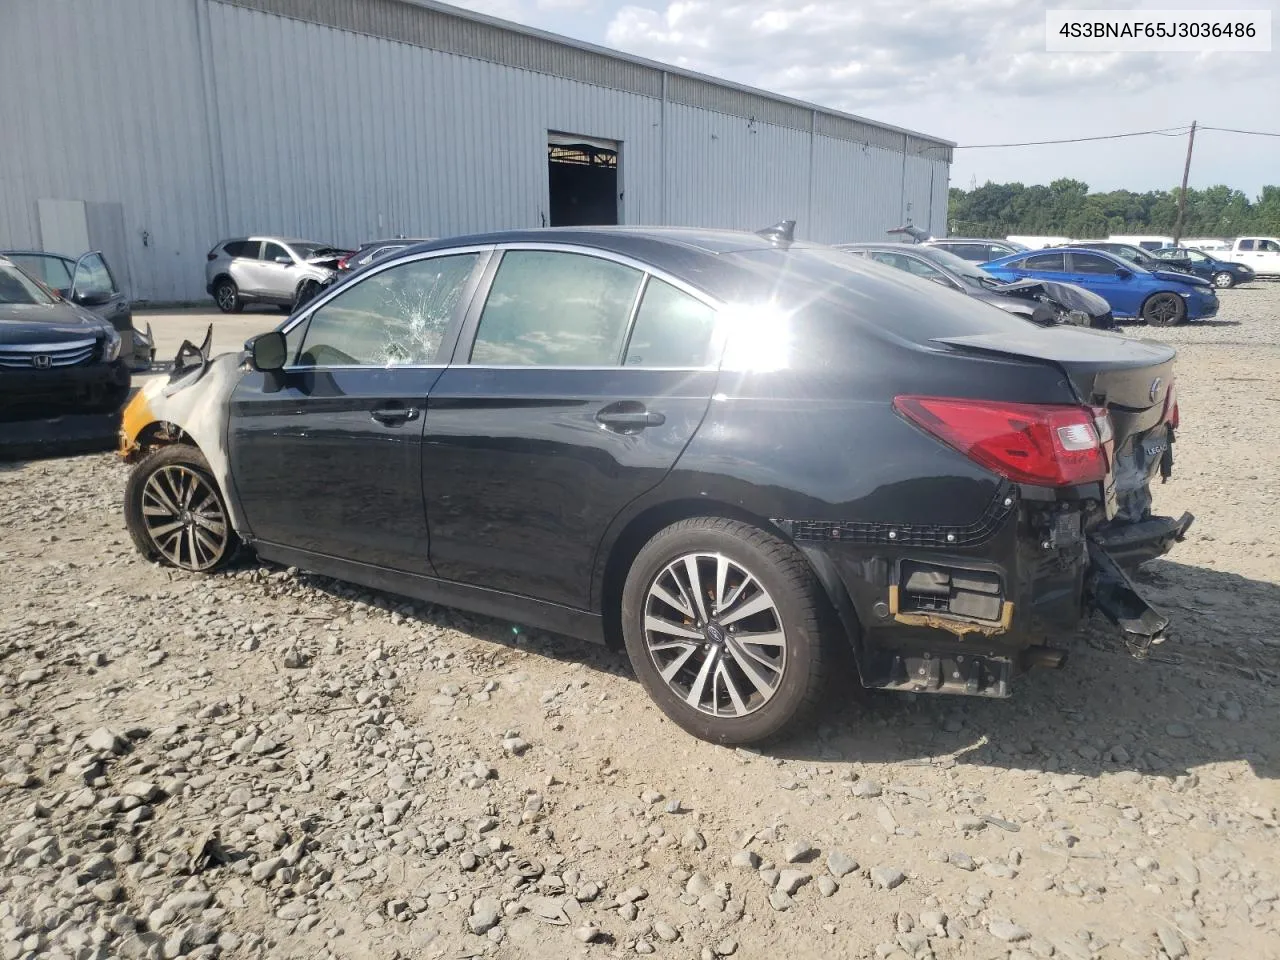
0, 0, 953, 303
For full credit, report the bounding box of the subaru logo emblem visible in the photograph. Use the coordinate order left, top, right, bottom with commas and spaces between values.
31, 355, 52, 370
705, 623, 725, 644
1149, 377, 1162, 404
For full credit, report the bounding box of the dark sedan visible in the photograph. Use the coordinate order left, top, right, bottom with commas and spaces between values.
1, 256, 130, 424
1072, 241, 1193, 275
837, 242, 1115, 328
2, 250, 153, 370
1152, 246, 1254, 289
117, 226, 1189, 745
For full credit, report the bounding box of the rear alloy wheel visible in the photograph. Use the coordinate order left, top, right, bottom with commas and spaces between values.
1212, 271, 1236, 289
214, 278, 242, 314
621, 518, 832, 745
1141, 292, 1186, 326
124, 445, 239, 573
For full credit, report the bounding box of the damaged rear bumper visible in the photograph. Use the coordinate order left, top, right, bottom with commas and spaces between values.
1089, 511, 1193, 567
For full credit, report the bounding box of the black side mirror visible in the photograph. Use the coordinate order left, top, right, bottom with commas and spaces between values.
1114, 267, 1132, 279
248, 331, 288, 371
74, 289, 110, 306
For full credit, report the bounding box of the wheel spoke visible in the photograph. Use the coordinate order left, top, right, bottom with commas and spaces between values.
683, 556, 709, 623
715, 660, 749, 716
148, 519, 185, 539
735, 629, 786, 647
650, 583, 692, 618
684, 650, 716, 707
145, 477, 181, 516
713, 554, 729, 613
723, 642, 776, 704
718, 590, 775, 626
645, 615, 702, 640
658, 643, 699, 683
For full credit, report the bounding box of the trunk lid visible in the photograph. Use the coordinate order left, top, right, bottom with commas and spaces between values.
931, 328, 1176, 520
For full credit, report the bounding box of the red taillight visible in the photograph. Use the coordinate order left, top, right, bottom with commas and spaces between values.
894, 396, 1109, 487
1162, 381, 1179, 429
337, 257, 349, 270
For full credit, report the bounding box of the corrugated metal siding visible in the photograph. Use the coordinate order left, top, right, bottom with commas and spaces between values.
663, 106, 811, 234
0, 0, 221, 301
0, 0, 949, 300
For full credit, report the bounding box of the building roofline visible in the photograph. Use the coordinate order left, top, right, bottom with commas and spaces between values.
411, 0, 954, 148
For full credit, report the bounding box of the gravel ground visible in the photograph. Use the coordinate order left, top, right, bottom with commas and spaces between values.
1, 282, 1278, 960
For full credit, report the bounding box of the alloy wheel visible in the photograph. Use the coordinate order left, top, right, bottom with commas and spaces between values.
216, 283, 237, 312
1213, 271, 1235, 289
140, 465, 230, 571
1144, 293, 1183, 326
642, 552, 787, 718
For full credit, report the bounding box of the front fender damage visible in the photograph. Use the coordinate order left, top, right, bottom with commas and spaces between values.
117, 328, 245, 532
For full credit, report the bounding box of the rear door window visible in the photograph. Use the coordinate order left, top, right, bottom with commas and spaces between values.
8, 254, 73, 292
623, 277, 717, 368
470, 251, 643, 366
1021, 252, 1066, 271
225, 240, 259, 259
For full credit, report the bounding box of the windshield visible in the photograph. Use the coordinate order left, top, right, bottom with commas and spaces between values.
7, 254, 73, 293
919, 247, 995, 282
0, 261, 57, 305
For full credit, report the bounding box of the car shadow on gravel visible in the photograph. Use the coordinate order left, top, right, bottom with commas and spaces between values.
276, 558, 1279, 782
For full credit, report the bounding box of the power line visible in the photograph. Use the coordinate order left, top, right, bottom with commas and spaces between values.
1199, 125, 1280, 137
953, 126, 1190, 149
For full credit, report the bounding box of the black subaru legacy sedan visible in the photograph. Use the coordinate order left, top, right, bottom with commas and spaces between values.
117, 226, 1191, 745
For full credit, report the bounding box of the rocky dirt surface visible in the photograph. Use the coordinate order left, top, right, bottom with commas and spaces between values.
1, 283, 1278, 960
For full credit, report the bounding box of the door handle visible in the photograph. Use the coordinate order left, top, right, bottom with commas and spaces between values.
371, 405, 420, 426
596, 407, 665, 431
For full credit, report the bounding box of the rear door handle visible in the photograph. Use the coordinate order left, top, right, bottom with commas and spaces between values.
596, 407, 665, 431
371, 405, 420, 426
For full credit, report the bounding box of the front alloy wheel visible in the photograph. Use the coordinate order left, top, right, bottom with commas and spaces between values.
1212, 271, 1236, 289
1142, 292, 1186, 326
125, 445, 239, 573
621, 517, 833, 745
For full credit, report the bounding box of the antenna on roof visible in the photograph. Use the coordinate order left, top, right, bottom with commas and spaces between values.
887, 223, 931, 244
756, 219, 796, 243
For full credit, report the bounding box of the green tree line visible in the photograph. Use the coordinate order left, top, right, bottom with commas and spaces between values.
947, 179, 1280, 238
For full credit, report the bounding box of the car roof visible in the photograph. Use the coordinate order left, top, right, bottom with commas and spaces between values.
925, 238, 1009, 244
0, 249, 76, 262
402, 226, 819, 258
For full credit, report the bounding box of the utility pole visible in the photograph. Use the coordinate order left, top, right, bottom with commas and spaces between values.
1172, 120, 1197, 245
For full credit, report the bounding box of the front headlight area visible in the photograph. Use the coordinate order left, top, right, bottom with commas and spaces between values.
102, 327, 122, 362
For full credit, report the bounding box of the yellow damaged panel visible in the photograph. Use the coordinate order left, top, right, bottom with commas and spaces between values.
887, 584, 1014, 638
118, 391, 156, 459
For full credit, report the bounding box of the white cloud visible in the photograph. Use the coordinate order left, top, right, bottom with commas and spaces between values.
603, 0, 1258, 109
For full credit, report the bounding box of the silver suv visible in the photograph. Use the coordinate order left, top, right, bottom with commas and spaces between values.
205, 237, 345, 313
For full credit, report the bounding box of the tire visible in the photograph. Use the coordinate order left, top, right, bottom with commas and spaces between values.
620, 517, 832, 745
294, 279, 321, 311
214, 278, 242, 314
1212, 271, 1236, 289
1141, 292, 1186, 326
124, 445, 240, 573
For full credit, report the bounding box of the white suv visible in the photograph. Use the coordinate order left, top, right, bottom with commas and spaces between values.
205, 237, 346, 313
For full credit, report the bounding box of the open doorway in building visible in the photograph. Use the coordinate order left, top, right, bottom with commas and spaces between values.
548, 133, 618, 226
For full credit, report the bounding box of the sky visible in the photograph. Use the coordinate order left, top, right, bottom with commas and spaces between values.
448, 0, 1280, 199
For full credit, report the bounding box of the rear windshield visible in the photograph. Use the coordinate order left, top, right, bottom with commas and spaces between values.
0, 261, 57, 305
724, 246, 1042, 345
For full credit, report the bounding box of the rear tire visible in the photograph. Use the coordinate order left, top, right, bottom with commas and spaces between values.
1212, 271, 1235, 289
214, 278, 242, 314
620, 517, 832, 745
125, 445, 240, 573
1141, 292, 1186, 326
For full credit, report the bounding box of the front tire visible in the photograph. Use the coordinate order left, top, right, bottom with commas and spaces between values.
620, 517, 832, 745
214, 278, 242, 314
294, 279, 321, 310
1141, 292, 1186, 326
125, 445, 239, 573
1212, 271, 1236, 289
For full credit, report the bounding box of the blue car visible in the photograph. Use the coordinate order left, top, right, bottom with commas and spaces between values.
981, 247, 1217, 326
1151, 246, 1255, 289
